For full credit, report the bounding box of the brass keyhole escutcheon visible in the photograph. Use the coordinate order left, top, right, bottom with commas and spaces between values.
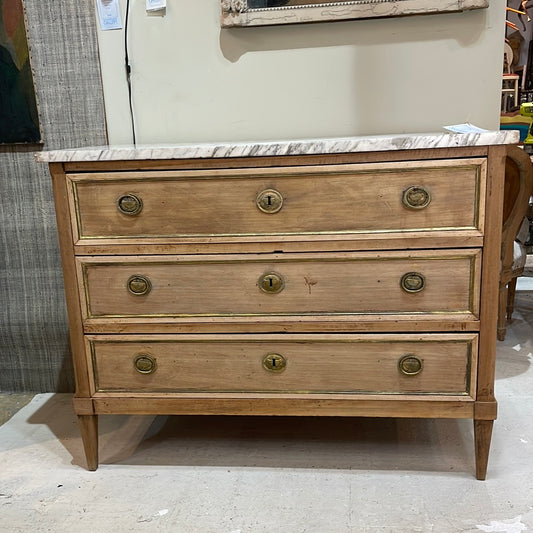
400, 272, 426, 293
402, 185, 431, 210
133, 354, 157, 374
398, 354, 423, 376
262, 353, 287, 373
117, 193, 143, 216
127, 275, 152, 296
256, 189, 283, 214
258, 272, 285, 294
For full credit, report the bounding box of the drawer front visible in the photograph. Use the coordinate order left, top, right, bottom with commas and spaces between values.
69, 159, 485, 241
79, 249, 481, 320
88, 334, 477, 395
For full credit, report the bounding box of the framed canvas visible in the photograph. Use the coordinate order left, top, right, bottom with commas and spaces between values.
0, 0, 40, 144
221, 0, 490, 28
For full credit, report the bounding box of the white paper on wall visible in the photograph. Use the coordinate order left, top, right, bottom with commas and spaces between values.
96, 0, 122, 30
146, 0, 166, 11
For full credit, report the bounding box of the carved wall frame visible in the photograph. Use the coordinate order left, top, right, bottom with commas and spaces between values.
221, 0, 489, 28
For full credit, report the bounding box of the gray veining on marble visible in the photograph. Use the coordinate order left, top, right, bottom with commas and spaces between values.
35, 131, 519, 163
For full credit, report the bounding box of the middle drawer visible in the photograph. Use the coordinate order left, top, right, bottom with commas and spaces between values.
77, 249, 480, 322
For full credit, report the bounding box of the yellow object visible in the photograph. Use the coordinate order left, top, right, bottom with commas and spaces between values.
520, 103, 533, 146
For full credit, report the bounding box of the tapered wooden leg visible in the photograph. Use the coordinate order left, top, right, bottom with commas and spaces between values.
506, 277, 518, 320
497, 284, 508, 341
474, 419, 494, 480
77, 415, 99, 471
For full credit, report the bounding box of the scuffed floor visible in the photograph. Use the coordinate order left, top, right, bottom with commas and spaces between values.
0, 393, 34, 426
1, 292, 532, 532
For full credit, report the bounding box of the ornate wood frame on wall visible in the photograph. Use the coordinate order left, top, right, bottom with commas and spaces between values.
0, 0, 41, 144
221, 0, 489, 28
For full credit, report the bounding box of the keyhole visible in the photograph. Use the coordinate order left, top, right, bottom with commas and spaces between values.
262, 353, 286, 373
259, 272, 284, 294
256, 189, 283, 214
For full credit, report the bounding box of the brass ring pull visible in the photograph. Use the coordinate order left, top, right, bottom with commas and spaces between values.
133, 354, 157, 374
398, 354, 423, 376
400, 272, 425, 293
402, 186, 431, 210
127, 275, 152, 296
262, 353, 287, 373
258, 272, 285, 294
117, 193, 143, 216
256, 189, 283, 214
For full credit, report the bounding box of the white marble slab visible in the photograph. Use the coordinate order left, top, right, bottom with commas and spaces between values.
35, 131, 520, 163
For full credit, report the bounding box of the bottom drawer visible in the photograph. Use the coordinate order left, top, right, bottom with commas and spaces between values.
88, 334, 477, 396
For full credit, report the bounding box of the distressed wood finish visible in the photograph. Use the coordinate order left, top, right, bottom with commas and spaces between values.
82, 313, 480, 335
73, 232, 485, 256
78, 249, 481, 321
50, 164, 92, 399
77, 415, 98, 471
69, 160, 484, 242
474, 420, 494, 481
89, 334, 477, 396
92, 396, 476, 418
47, 143, 509, 478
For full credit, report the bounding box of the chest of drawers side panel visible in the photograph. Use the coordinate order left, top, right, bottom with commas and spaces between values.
476, 145, 506, 403
472, 145, 507, 481
49, 162, 92, 400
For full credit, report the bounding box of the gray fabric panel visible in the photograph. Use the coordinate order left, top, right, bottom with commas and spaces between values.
0, 1, 107, 392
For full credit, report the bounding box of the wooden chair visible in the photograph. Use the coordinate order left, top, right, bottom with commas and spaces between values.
502, 42, 521, 111
497, 145, 533, 341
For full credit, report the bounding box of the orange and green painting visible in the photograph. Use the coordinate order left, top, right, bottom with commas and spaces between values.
0, 0, 39, 144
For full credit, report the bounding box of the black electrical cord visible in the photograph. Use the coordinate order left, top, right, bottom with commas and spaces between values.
125, 0, 137, 145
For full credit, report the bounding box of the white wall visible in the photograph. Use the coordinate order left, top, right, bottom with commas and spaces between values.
96, 0, 506, 145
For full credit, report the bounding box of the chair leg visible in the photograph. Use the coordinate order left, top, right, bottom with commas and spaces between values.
506, 276, 518, 321
498, 284, 508, 341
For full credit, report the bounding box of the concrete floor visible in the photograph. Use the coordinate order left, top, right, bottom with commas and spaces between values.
1, 291, 532, 532
0, 393, 35, 426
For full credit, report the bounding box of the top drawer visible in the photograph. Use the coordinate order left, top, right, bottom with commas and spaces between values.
68, 159, 485, 243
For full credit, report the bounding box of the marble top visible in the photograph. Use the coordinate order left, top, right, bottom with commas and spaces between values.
35, 131, 520, 163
